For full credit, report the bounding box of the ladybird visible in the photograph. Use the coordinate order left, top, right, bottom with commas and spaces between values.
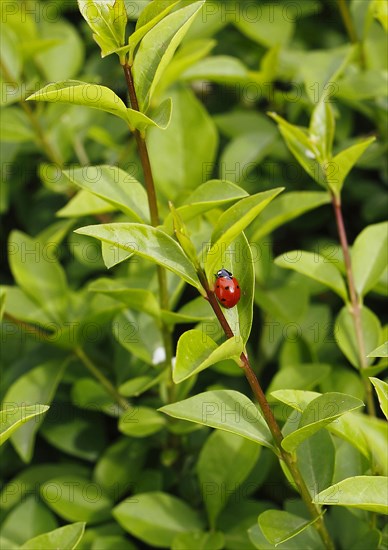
214, 268, 241, 308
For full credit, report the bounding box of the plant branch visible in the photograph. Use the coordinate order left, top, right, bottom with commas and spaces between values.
336, 0, 366, 69
332, 194, 376, 415
74, 347, 130, 411
3, 313, 130, 411
197, 270, 335, 550
121, 62, 174, 400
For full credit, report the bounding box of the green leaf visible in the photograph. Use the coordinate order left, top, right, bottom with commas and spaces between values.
0, 107, 34, 142
0, 404, 49, 447
205, 188, 283, 279
259, 510, 322, 546
8, 230, 68, 323
367, 342, 388, 358
20, 522, 86, 550
113, 492, 203, 547
172, 531, 224, 550
250, 191, 330, 242
269, 113, 323, 186
352, 222, 388, 296
267, 364, 332, 396
160, 390, 274, 450
57, 190, 116, 218
309, 101, 335, 161
75, 223, 201, 289
173, 330, 243, 383
281, 392, 364, 452
63, 165, 149, 222
0, 24, 22, 82
3, 359, 67, 462
27, 81, 129, 123
328, 137, 376, 195
88, 278, 160, 318
197, 430, 260, 527
118, 406, 166, 437
313, 476, 388, 514
234, 4, 294, 47
164, 179, 248, 230
274, 250, 348, 301
132, 1, 205, 111
93, 438, 146, 499
219, 129, 276, 184
169, 203, 200, 268
296, 430, 335, 498
369, 377, 388, 420
335, 306, 381, 368
1, 496, 58, 546
125, 1, 180, 62
249, 521, 324, 550
182, 55, 249, 84
77, 0, 127, 57
300, 45, 354, 103
0, 463, 90, 512
147, 87, 218, 200
41, 475, 112, 523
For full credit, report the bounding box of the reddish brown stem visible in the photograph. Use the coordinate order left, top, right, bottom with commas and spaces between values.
332, 194, 376, 415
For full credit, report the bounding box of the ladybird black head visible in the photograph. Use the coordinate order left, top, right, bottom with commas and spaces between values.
216, 268, 233, 279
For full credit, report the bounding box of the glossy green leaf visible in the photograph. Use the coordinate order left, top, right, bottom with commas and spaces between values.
113, 310, 163, 365
119, 406, 166, 437
297, 430, 335, 498
0, 404, 49, 447
63, 165, 149, 222
27, 81, 129, 123
164, 179, 248, 230
335, 306, 381, 368
275, 250, 348, 301
313, 476, 388, 514
113, 492, 203, 547
8, 230, 68, 323
77, 0, 127, 57
172, 531, 224, 550
75, 223, 201, 289
269, 113, 323, 186
1, 496, 58, 546
259, 510, 322, 546
173, 330, 243, 384
20, 522, 85, 550
88, 278, 160, 318
328, 137, 376, 195
41, 475, 112, 523
367, 342, 388, 357
267, 364, 331, 396
197, 430, 260, 527
369, 377, 388, 419
352, 222, 388, 296
248, 521, 324, 550
40, 408, 107, 462
250, 191, 330, 242
205, 188, 283, 278
125, 1, 180, 62
309, 100, 335, 161
133, 1, 205, 111
160, 390, 274, 450
281, 392, 364, 452
93, 438, 146, 499
0, 463, 90, 512
3, 359, 67, 462
57, 190, 116, 218
148, 87, 218, 200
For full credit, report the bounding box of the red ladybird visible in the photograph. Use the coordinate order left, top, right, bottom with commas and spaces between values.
214, 268, 241, 308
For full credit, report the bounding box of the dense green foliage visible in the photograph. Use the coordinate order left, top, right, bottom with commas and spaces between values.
1, 1, 387, 549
